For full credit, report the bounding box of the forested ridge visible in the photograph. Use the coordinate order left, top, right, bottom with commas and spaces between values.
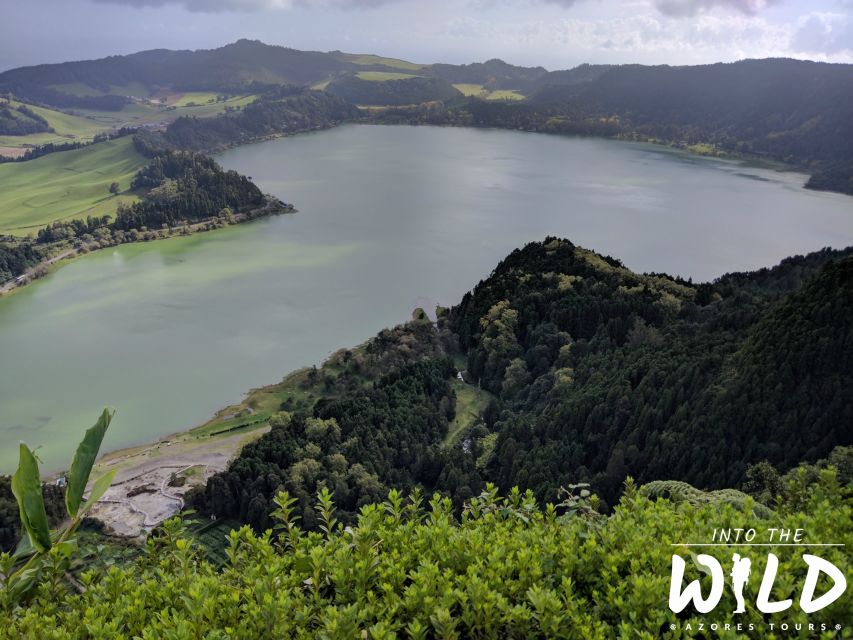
187, 239, 853, 534
450, 239, 853, 502
326, 75, 462, 106
149, 89, 358, 153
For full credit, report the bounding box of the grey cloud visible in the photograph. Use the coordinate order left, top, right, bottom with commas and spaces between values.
95, 0, 787, 15
542, 0, 781, 16
653, 0, 782, 17
92, 0, 399, 12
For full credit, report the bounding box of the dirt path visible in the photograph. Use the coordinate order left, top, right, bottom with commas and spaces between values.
86, 426, 269, 537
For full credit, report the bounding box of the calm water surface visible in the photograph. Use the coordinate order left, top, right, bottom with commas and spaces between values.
1, 124, 851, 472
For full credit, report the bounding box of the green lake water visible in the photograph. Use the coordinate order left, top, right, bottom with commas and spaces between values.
1, 124, 851, 473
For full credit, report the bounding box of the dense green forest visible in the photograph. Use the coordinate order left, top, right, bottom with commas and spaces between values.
0, 242, 45, 284
451, 239, 853, 503
112, 151, 265, 230
141, 89, 357, 153
431, 58, 547, 91
188, 240, 853, 533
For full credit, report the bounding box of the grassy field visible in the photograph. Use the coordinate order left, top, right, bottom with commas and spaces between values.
444, 379, 493, 446
0, 94, 257, 149
176, 94, 257, 117
486, 89, 525, 101
355, 71, 420, 82
0, 101, 112, 147
450, 85, 526, 101
452, 83, 487, 97
170, 92, 220, 107
342, 54, 426, 71
0, 137, 147, 236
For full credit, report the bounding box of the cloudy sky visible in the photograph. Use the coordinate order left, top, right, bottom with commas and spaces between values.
1, 0, 851, 71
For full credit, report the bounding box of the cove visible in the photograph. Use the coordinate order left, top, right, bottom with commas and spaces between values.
1, 124, 851, 473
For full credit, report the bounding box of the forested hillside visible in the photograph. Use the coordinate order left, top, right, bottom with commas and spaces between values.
371, 58, 853, 195
189, 239, 853, 533
0, 40, 348, 101
141, 89, 357, 153
452, 239, 853, 502
326, 75, 462, 106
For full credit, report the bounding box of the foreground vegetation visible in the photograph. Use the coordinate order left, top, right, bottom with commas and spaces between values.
3, 471, 850, 637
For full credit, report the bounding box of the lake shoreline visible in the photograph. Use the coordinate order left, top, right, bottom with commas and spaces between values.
0, 195, 294, 298
4, 123, 851, 477
0, 119, 832, 300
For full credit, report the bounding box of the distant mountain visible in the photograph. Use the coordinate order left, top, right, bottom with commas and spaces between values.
529, 63, 612, 94
0, 40, 348, 101
429, 58, 548, 91
0, 40, 543, 106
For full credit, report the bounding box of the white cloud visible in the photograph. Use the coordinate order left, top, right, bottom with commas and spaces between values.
791, 12, 853, 54
439, 11, 793, 64
652, 0, 782, 17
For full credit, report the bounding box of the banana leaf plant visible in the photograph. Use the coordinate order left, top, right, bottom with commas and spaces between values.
1, 409, 115, 607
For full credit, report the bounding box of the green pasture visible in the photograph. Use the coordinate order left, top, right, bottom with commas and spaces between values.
0, 137, 146, 235
450, 85, 526, 101
444, 379, 492, 446
0, 101, 111, 147
0, 94, 257, 148
452, 83, 487, 97
171, 92, 220, 107
486, 89, 525, 101
355, 71, 420, 82
342, 54, 425, 71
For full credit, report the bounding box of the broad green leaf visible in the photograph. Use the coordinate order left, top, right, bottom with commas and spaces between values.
12, 530, 34, 562
11, 444, 51, 553
66, 409, 114, 518
81, 469, 116, 514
